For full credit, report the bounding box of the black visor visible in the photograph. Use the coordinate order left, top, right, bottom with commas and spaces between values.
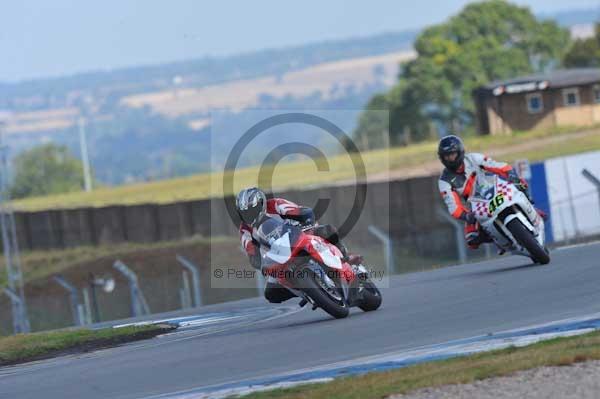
240, 205, 262, 225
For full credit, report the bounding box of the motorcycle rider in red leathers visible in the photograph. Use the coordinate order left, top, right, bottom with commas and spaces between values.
236, 187, 360, 303
437, 135, 545, 249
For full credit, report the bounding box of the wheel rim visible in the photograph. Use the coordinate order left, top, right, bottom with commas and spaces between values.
314, 273, 344, 303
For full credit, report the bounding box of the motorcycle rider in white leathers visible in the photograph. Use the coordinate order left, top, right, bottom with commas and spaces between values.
437, 135, 545, 249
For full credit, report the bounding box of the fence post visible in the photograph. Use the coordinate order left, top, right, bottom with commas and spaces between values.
113, 260, 150, 317
176, 255, 202, 307
368, 225, 394, 276
436, 208, 467, 264
582, 168, 600, 215
484, 244, 493, 259
2, 288, 30, 333
53, 275, 83, 326
82, 287, 93, 325
180, 270, 192, 308
256, 271, 266, 297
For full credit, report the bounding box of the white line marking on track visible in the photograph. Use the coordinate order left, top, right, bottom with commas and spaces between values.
0, 306, 303, 379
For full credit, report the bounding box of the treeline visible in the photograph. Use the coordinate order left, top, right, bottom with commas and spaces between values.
564, 24, 600, 68
353, 0, 598, 149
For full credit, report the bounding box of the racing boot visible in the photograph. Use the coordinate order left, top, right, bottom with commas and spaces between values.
465, 224, 493, 250
465, 223, 481, 249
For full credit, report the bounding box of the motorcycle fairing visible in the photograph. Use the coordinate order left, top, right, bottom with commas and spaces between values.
469, 174, 545, 255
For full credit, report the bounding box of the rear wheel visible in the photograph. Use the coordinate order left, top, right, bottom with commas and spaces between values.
302, 269, 349, 319
506, 218, 550, 265
357, 279, 382, 312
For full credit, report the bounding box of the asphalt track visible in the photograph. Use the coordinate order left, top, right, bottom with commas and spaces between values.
1, 242, 599, 399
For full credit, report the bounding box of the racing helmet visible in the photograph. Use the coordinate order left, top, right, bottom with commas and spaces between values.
437, 135, 465, 172
236, 187, 267, 225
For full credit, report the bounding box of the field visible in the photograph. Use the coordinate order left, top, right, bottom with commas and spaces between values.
10, 126, 600, 211
4, 50, 414, 136
122, 51, 415, 117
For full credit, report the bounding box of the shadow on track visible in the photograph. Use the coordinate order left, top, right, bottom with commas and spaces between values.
276, 306, 384, 330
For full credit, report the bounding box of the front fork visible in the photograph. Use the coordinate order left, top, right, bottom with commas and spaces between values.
292, 260, 359, 307
346, 264, 372, 306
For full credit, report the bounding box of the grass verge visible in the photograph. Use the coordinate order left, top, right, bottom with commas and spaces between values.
0, 324, 174, 366
10, 125, 600, 211
241, 330, 600, 399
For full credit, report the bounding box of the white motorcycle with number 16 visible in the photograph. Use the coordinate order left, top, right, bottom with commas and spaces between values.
469, 172, 550, 264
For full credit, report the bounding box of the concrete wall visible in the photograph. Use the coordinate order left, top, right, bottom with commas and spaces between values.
544, 150, 600, 242
10, 175, 453, 258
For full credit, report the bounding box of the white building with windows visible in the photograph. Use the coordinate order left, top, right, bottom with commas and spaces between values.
473, 68, 600, 135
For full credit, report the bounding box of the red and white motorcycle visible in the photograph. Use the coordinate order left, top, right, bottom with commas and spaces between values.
256, 218, 382, 319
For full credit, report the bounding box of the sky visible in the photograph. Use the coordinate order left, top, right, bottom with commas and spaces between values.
0, 0, 598, 83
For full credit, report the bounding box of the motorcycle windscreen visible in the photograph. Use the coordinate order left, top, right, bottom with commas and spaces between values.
473, 173, 497, 201
256, 218, 302, 265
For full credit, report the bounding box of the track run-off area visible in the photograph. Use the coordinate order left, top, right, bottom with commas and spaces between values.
1, 242, 599, 399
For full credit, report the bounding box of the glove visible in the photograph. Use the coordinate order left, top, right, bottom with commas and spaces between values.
514, 178, 533, 202
249, 253, 262, 270
507, 170, 528, 191
515, 178, 529, 193
463, 211, 477, 225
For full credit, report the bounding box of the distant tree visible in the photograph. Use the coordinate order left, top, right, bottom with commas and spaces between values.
563, 23, 600, 67
353, 94, 389, 150
354, 0, 571, 146
9, 144, 85, 199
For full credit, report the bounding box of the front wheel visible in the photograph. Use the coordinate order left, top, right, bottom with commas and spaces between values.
357, 279, 382, 312
302, 269, 349, 319
506, 218, 550, 265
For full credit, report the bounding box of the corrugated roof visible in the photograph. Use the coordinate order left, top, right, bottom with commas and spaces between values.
480, 68, 600, 93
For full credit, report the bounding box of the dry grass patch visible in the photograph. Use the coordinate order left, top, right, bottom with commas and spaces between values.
10, 126, 600, 211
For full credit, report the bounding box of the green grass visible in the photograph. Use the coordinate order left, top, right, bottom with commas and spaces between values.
0, 324, 172, 366
10, 125, 600, 212
242, 330, 600, 399
0, 235, 214, 287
